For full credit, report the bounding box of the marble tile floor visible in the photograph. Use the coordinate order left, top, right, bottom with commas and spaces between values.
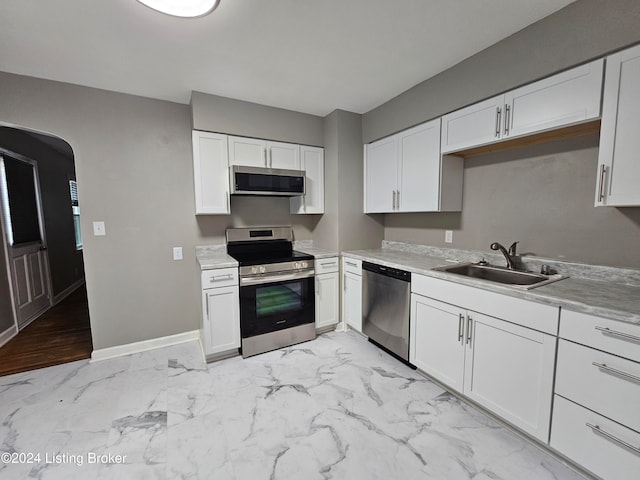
0, 331, 589, 480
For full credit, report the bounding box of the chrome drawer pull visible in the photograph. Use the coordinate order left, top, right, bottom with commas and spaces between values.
321, 262, 337, 266
345, 261, 357, 267
457, 314, 464, 343
595, 326, 640, 343
466, 315, 473, 345
592, 362, 640, 384
586, 423, 640, 455
210, 274, 234, 282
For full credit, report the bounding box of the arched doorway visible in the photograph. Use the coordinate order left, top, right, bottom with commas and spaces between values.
0, 126, 91, 375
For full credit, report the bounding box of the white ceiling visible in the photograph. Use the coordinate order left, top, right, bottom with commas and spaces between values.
0, 0, 575, 117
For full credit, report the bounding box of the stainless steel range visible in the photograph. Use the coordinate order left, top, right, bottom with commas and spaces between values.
226, 227, 316, 357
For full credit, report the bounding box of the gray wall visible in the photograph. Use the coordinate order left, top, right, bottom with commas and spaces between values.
362, 0, 640, 268
0, 127, 85, 298
363, 0, 640, 142
191, 92, 324, 146
313, 110, 384, 253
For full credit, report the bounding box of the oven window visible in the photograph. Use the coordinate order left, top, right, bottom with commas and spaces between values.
256, 283, 302, 316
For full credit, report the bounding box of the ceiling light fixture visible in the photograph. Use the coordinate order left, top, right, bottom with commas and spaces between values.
136, 0, 220, 18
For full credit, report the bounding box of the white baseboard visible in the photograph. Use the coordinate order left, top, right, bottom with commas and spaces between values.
0, 324, 18, 348
90, 330, 200, 362
52, 278, 85, 305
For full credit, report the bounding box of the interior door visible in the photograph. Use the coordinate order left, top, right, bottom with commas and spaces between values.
0, 154, 51, 329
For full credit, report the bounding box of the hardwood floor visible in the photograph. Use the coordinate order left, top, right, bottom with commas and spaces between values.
0, 285, 92, 377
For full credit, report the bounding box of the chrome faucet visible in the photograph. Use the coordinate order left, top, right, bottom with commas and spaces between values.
490, 241, 519, 270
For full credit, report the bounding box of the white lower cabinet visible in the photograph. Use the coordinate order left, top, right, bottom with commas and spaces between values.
551, 395, 640, 480
410, 295, 465, 392
200, 268, 240, 356
551, 309, 640, 479
342, 258, 362, 332
410, 276, 557, 442
315, 257, 339, 330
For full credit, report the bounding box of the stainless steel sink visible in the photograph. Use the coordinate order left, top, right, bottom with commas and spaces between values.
433, 263, 566, 289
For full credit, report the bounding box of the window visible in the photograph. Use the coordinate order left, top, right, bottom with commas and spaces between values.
69, 180, 82, 250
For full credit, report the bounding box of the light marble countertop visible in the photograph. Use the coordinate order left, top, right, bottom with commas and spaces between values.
195, 245, 238, 270
342, 246, 640, 326
293, 241, 338, 259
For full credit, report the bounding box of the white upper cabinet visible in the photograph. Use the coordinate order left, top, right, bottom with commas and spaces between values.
364, 135, 398, 213
290, 146, 324, 214
228, 136, 300, 169
504, 59, 603, 139
441, 59, 603, 154
192, 130, 230, 215
365, 119, 463, 213
441, 95, 505, 153
596, 44, 640, 207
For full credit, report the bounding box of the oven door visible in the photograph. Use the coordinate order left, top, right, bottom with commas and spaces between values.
239, 271, 315, 338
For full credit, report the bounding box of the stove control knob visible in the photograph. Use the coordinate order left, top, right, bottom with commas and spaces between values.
301, 261, 308, 269
259, 266, 266, 274
251, 266, 258, 274
294, 262, 301, 269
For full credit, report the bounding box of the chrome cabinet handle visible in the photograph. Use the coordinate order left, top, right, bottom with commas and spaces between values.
466, 315, 473, 345
345, 261, 357, 267
392, 190, 396, 210
343, 273, 347, 291
593, 362, 640, 384
495, 107, 502, 137
396, 190, 400, 210
210, 274, 233, 282
595, 326, 640, 343
597, 164, 607, 202
205, 293, 209, 318
504, 104, 511, 135
302, 195, 306, 212
321, 261, 336, 266
263, 148, 268, 167
458, 314, 464, 343
269, 149, 272, 168
586, 423, 640, 454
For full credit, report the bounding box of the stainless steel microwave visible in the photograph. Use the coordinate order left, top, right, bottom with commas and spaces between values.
229, 165, 306, 196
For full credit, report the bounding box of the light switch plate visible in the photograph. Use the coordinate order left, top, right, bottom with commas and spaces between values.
173, 247, 183, 261
93, 221, 106, 236
445, 230, 453, 243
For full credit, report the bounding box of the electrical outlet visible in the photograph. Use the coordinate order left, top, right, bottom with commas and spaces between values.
93, 221, 106, 236
173, 247, 183, 261
445, 230, 453, 243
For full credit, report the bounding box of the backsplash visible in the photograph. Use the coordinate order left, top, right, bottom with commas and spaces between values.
382, 241, 640, 288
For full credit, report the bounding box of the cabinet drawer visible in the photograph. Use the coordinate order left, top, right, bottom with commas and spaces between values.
342, 257, 362, 275
556, 339, 640, 432
201, 267, 238, 289
560, 309, 640, 362
315, 257, 339, 274
551, 395, 640, 480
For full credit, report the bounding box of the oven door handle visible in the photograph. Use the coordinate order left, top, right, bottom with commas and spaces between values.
240, 270, 315, 286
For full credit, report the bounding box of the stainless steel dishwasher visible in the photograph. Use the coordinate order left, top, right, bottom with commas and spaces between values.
362, 261, 411, 362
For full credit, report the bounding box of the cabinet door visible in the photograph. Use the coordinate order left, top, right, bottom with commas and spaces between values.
410, 294, 465, 393
398, 119, 441, 212
315, 272, 339, 329
505, 59, 603, 139
343, 271, 362, 332
596, 45, 640, 206
228, 136, 267, 167
364, 135, 398, 213
290, 146, 324, 214
463, 312, 556, 442
202, 285, 240, 355
192, 131, 230, 215
441, 95, 504, 153
267, 141, 300, 170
